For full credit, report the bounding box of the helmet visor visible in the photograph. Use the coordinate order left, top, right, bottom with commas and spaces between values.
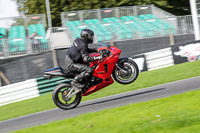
88, 34, 94, 41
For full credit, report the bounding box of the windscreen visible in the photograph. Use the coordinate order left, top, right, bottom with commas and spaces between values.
97, 41, 110, 48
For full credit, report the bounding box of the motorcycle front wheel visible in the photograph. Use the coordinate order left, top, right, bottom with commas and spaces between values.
52, 83, 82, 110
113, 59, 139, 84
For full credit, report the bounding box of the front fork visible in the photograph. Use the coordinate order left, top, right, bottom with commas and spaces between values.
63, 87, 81, 101
116, 63, 128, 75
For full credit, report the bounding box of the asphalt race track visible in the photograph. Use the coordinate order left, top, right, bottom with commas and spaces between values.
1, 76, 200, 132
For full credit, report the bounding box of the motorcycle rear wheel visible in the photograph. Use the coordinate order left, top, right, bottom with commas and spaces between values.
52, 83, 82, 110
113, 59, 139, 84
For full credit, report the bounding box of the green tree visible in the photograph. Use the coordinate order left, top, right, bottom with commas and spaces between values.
165, 0, 190, 15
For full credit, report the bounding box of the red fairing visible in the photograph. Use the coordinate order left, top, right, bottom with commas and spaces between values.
82, 46, 121, 96
82, 76, 114, 96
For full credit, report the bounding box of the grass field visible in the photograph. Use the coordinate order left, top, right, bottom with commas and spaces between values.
12, 89, 200, 133
0, 61, 200, 121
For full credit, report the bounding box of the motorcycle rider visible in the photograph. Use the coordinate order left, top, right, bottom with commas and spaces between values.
65, 29, 102, 90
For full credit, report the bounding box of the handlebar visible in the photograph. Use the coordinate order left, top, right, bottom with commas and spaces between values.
98, 49, 110, 58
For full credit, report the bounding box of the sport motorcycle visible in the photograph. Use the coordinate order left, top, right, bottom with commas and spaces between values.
44, 42, 139, 110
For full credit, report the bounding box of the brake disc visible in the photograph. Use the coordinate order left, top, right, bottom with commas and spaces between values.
62, 90, 71, 102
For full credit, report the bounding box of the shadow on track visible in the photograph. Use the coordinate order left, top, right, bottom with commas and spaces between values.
77, 88, 166, 108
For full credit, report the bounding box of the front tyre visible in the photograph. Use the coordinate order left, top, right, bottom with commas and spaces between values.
52, 83, 82, 110
113, 59, 139, 84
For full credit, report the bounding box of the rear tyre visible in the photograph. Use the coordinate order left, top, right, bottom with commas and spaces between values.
113, 59, 139, 84
52, 83, 81, 110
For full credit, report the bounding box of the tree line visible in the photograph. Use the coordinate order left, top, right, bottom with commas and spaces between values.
16, 0, 190, 27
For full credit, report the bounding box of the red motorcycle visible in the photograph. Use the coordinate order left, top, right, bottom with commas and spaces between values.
44, 42, 139, 110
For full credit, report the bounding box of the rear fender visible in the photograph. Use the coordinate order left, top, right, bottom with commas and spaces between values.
43, 66, 64, 79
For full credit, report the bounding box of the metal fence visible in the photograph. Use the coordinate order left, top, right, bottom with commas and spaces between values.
61, 4, 175, 26
176, 15, 194, 34
0, 16, 26, 29
0, 14, 49, 59
26, 14, 46, 27
0, 37, 49, 59
60, 5, 195, 43
152, 6, 175, 18
0, 14, 46, 29
61, 15, 194, 43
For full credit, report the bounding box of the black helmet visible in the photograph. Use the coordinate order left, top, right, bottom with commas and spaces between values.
80, 29, 94, 44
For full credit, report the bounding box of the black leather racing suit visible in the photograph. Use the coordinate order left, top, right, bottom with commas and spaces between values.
65, 38, 97, 88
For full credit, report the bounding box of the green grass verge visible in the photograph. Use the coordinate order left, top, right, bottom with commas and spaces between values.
12, 89, 200, 133
1, 61, 200, 122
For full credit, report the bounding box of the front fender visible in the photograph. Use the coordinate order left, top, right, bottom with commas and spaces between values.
117, 57, 129, 67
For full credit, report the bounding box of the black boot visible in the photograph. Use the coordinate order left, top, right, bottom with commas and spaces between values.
71, 78, 85, 89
